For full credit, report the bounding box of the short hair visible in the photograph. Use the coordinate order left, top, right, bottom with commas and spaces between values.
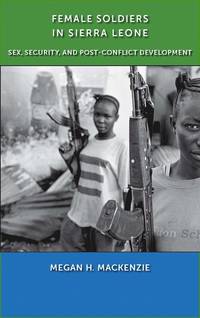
93, 94, 120, 114
173, 73, 200, 120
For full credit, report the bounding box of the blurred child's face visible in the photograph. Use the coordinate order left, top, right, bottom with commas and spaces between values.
175, 93, 200, 170
93, 100, 118, 138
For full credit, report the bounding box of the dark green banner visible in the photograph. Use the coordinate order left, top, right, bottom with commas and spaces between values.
0, 0, 200, 65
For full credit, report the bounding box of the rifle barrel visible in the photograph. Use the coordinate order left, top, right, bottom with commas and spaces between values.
129, 66, 142, 118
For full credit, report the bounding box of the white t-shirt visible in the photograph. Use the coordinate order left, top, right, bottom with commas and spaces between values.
68, 136, 129, 228
153, 165, 200, 251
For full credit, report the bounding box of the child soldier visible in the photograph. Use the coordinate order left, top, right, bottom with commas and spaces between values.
60, 94, 129, 251
153, 73, 200, 251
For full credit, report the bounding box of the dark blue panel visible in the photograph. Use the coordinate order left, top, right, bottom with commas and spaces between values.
1, 253, 199, 317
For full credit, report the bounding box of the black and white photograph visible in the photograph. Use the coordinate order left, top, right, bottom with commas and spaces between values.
1, 66, 200, 252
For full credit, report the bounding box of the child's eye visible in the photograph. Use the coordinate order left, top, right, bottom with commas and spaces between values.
184, 123, 200, 131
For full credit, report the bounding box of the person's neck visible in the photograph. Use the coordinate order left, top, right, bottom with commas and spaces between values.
95, 133, 116, 140
170, 160, 200, 180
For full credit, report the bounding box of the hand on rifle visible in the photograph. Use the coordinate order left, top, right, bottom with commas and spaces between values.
59, 142, 78, 177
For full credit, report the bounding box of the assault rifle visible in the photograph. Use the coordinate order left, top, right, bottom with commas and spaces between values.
96, 66, 154, 251
47, 67, 89, 185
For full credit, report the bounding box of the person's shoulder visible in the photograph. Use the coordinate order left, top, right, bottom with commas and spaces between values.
152, 165, 166, 176
86, 135, 97, 146
152, 164, 169, 188
114, 137, 129, 157
114, 136, 128, 149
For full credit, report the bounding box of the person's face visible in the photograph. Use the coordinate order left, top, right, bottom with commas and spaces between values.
93, 100, 118, 138
174, 94, 200, 169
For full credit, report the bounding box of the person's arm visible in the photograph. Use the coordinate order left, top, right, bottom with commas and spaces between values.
117, 142, 129, 200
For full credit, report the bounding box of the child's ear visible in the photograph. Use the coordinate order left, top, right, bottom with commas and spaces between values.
115, 113, 119, 121
170, 115, 176, 133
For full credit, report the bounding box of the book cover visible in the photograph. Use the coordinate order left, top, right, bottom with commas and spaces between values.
0, 0, 200, 317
